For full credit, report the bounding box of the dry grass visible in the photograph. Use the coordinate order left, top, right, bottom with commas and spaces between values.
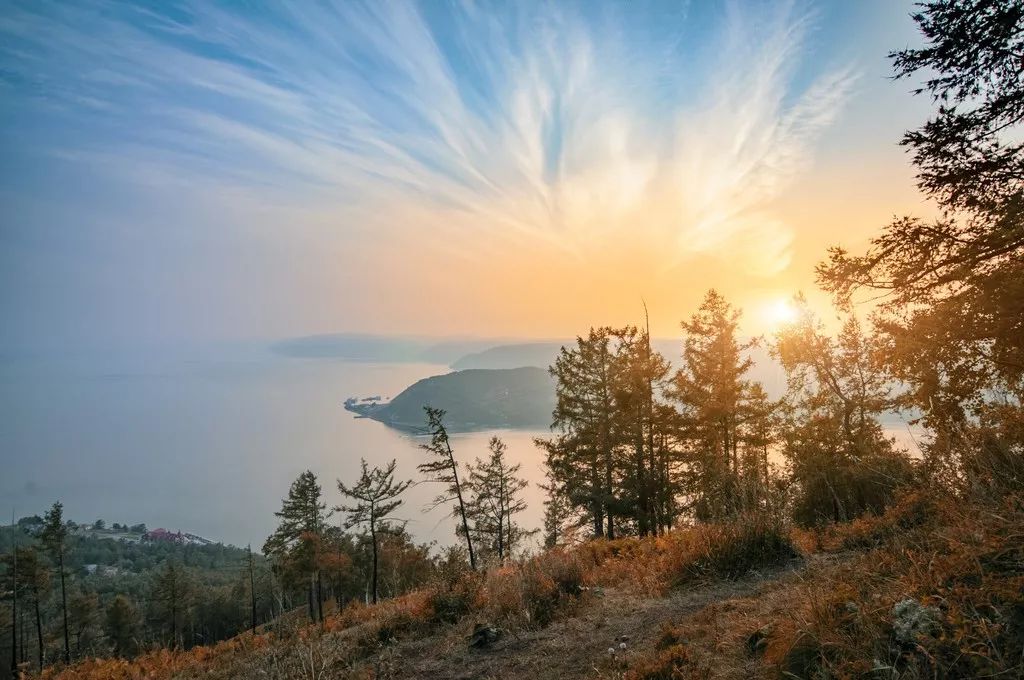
37, 493, 1023, 679
622, 492, 1024, 679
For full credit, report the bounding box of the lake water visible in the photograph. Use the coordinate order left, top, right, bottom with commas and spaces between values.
0, 345, 549, 549
0, 344, 923, 551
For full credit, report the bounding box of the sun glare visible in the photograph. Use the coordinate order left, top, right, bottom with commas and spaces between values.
763, 298, 799, 329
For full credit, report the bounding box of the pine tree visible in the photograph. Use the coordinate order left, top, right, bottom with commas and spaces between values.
419, 407, 477, 570
14, 548, 48, 671
104, 595, 138, 657
817, 0, 1024, 495
671, 290, 757, 520
336, 459, 410, 604
150, 562, 191, 649
466, 437, 531, 561
40, 502, 71, 664
611, 325, 676, 535
540, 328, 620, 538
263, 471, 332, 622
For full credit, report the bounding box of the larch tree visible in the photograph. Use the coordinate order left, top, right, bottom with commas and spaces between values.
671, 290, 758, 520
150, 561, 191, 649
263, 471, 332, 622
539, 328, 620, 538
15, 548, 48, 671
466, 437, 531, 561
104, 595, 139, 658
40, 502, 71, 664
419, 407, 477, 570
611, 325, 676, 536
336, 458, 411, 604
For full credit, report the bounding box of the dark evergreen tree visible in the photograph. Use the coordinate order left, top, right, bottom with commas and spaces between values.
263, 471, 332, 622
104, 595, 139, 657
466, 437, 531, 561
40, 502, 70, 664
671, 291, 758, 520
149, 562, 191, 649
539, 328, 620, 538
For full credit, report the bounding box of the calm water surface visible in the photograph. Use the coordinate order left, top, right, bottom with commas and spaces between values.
0, 345, 922, 550
0, 345, 548, 549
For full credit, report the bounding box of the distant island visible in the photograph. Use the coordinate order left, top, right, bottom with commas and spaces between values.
345, 366, 555, 431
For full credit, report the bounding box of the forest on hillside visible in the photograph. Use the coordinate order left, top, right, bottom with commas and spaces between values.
2, 1, 1023, 678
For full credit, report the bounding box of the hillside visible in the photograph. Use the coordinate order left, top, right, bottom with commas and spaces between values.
1, 516, 266, 674
346, 367, 555, 431
37, 490, 1024, 679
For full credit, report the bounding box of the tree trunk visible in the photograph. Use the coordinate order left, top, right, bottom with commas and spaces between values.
307, 577, 315, 622
446, 443, 477, 570
248, 546, 256, 634
59, 550, 70, 664
33, 581, 43, 670
316, 570, 324, 622
370, 521, 379, 605
10, 546, 16, 677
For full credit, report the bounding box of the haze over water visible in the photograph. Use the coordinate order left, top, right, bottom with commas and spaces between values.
2, 339, 923, 551
0, 344, 547, 549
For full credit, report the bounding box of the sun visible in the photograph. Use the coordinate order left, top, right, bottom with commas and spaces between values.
762, 298, 799, 329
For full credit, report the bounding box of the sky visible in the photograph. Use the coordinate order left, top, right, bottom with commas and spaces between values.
0, 0, 938, 350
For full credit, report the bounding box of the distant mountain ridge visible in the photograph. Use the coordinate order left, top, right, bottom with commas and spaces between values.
450, 339, 788, 399
271, 333, 510, 365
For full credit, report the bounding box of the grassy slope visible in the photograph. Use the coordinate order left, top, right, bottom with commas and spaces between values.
38, 492, 1024, 680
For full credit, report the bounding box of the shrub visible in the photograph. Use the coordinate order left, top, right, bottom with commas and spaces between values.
426, 571, 479, 623
830, 489, 940, 551
624, 643, 693, 679
668, 517, 800, 584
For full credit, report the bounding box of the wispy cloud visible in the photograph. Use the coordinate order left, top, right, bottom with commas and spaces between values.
1, 0, 854, 276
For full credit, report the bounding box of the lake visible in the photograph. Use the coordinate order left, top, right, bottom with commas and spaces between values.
0, 345, 549, 550
0, 343, 924, 551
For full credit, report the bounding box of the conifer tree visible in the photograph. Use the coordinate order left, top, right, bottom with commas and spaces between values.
466, 437, 530, 561
14, 548, 47, 671
611, 326, 676, 535
336, 459, 411, 604
671, 291, 758, 520
540, 328, 620, 538
40, 502, 70, 664
263, 471, 332, 622
419, 407, 477, 570
104, 595, 139, 657
150, 562, 191, 649
817, 0, 1024, 494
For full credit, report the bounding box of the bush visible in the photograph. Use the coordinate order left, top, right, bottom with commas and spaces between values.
668, 517, 800, 584
624, 643, 693, 679
830, 489, 939, 551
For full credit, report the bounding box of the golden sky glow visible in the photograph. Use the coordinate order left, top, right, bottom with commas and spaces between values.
0, 1, 935, 348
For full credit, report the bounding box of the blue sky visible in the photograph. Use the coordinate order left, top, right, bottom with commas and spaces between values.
0, 1, 932, 349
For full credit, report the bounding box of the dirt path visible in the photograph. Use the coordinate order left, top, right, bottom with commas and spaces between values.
365, 556, 829, 679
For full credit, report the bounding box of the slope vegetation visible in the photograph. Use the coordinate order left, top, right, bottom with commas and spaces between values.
38, 491, 1024, 679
